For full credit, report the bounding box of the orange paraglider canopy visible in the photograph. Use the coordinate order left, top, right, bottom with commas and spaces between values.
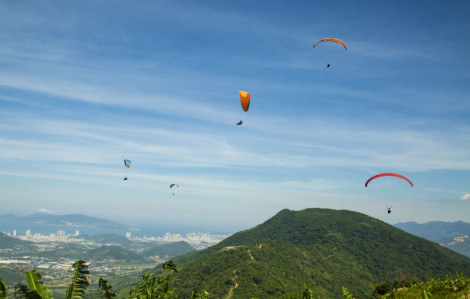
239, 90, 251, 112
365, 173, 413, 187
313, 38, 347, 50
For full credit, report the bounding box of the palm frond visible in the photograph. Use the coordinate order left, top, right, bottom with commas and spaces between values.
302, 282, 314, 299
0, 278, 7, 299
13, 284, 42, 299
65, 260, 90, 299
98, 278, 116, 298
24, 270, 53, 299
162, 260, 181, 273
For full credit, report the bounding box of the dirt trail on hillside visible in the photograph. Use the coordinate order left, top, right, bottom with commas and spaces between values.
225, 269, 238, 299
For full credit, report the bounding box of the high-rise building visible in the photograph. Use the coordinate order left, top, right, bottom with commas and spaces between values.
57, 230, 66, 237
75, 230, 80, 236
25, 229, 31, 237
125, 232, 131, 238
13, 230, 16, 237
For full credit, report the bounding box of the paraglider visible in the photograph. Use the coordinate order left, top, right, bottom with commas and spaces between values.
365, 173, 413, 215
313, 38, 347, 50
313, 38, 347, 68
364, 173, 413, 187
123, 159, 131, 181
237, 90, 250, 125
170, 183, 179, 195
239, 90, 251, 112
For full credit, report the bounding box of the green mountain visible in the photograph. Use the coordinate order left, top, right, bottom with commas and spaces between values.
166, 209, 470, 298
0, 233, 33, 249
142, 241, 196, 259
85, 245, 143, 262
24, 213, 129, 230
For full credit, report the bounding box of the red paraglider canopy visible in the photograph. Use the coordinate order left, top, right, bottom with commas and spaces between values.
365, 173, 413, 187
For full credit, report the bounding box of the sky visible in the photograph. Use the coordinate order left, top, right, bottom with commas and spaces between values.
0, 0, 469, 232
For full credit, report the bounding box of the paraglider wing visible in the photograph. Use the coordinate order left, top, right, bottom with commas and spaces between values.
313, 38, 347, 50
124, 159, 131, 168
170, 184, 179, 188
239, 90, 251, 112
236, 120, 243, 125
365, 173, 413, 187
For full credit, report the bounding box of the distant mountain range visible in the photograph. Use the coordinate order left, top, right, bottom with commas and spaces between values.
394, 221, 470, 241
142, 208, 470, 298
394, 221, 470, 258
0, 213, 132, 236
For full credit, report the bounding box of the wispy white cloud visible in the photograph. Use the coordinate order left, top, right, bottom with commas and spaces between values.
460, 193, 470, 201
1, 96, 469, 174
1, 0, 469, 227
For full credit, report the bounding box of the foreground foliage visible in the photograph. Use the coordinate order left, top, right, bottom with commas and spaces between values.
1, 259, 470, 298
65, 260, 89, 299
373, 273, 470, 298
98, 278, 116, 299
128, 260, 180, 299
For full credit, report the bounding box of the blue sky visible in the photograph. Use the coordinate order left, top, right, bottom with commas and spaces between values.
0, 0, 469, 232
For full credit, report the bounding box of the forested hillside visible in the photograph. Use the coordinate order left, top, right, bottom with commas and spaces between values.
160, 209, 470, 298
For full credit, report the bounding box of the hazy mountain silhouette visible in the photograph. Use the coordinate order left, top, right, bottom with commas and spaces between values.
0, 213, 131, 236
395, 220, 470, 258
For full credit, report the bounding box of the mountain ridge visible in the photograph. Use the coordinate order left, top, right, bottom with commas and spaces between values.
165, 208, 470, 298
